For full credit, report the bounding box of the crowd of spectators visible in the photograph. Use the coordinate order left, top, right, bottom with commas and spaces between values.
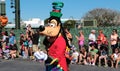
0, 25, 120, 69
68, 29, 120, 68
0, 24, 40, 61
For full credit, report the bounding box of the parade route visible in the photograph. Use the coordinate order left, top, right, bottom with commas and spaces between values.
0, 58, 120, 71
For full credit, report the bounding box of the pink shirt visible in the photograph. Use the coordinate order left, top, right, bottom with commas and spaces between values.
78, 35, 84, 46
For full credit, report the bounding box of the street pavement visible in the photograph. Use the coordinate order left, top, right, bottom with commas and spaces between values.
0, 58, 120, 71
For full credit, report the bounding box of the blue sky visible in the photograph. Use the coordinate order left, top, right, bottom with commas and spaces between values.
5, 0, 120, 22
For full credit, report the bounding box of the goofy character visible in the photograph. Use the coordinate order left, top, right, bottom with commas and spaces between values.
39, 2, 69, 71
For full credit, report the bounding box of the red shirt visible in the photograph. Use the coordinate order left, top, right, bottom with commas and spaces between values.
48, 35, 68, 71
97, 33, 105, 44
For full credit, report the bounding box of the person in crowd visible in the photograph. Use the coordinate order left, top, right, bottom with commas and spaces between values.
88, 30, 96, 52
32, 29, 40, 54
78, 47, 87, 65
2, 46, 10, 60
85, 52, 93, 65
2, 31, 9, 59
71, 49, 79, 64
98, 45, 108, 67
110, 29, 119, 53
23, 35, 28, 59
103, 35, 108, 46
110, 48, 120, 68
0, 44, 2, 57
26, 24, 34, 39
75, 30, 84, 52
97, 30, 105, 49
4, 31, 9, 47
19, 33, 25, 57
1, 31, 8, 51
28, 36, 33, 59
88, 43, 98, 66
9, 44, 17, 59
64, 28, 73, 46
9, 32, 17, 59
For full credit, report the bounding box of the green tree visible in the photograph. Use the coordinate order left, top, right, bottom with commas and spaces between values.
82, 8, 120, 27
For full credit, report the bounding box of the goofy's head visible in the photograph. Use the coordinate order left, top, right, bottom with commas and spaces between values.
39, 2, 64, 38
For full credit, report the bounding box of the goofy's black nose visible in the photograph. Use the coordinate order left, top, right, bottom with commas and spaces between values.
39, 25, 45, 32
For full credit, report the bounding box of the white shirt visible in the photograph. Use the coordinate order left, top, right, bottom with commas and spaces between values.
89, 33, 96, 42
72, 51, 79, 59
2, 35, 7, 42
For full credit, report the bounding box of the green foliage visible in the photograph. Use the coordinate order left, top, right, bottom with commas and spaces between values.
83, 8, 120, 27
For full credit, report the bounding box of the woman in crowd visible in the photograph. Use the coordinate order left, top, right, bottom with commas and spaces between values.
97, 30, 105, 49
75, 30, 84, 52
64, 28, 73, 46
110, 29, 119, 53
88, 30, 96, 52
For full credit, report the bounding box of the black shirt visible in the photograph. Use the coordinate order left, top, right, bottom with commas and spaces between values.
32, 33, 39, 45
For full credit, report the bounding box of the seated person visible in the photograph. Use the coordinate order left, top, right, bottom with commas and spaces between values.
111, 48, 120, 68
9, 44, 17, 59
88, 43, 98, 66
3, 46, 10, 60
85, 52, 94, 65
78, 47, 87, 64
98, 45, 108, 67
71, 49, 79, 64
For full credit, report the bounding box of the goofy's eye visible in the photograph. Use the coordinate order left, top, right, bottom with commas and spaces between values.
49, 23, 55, 27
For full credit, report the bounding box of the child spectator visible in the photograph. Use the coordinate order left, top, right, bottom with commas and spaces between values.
78, 47, 87, 64
71, 49, 79, 64
9, 44, 18, 59
28, 36, 33, 59
85, 52, 93, 65
3, 46, 10, 60
23, 36, 28, 59
88, 43, 98, 66
98, 45, 108, 67
110, 48, 120, 68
